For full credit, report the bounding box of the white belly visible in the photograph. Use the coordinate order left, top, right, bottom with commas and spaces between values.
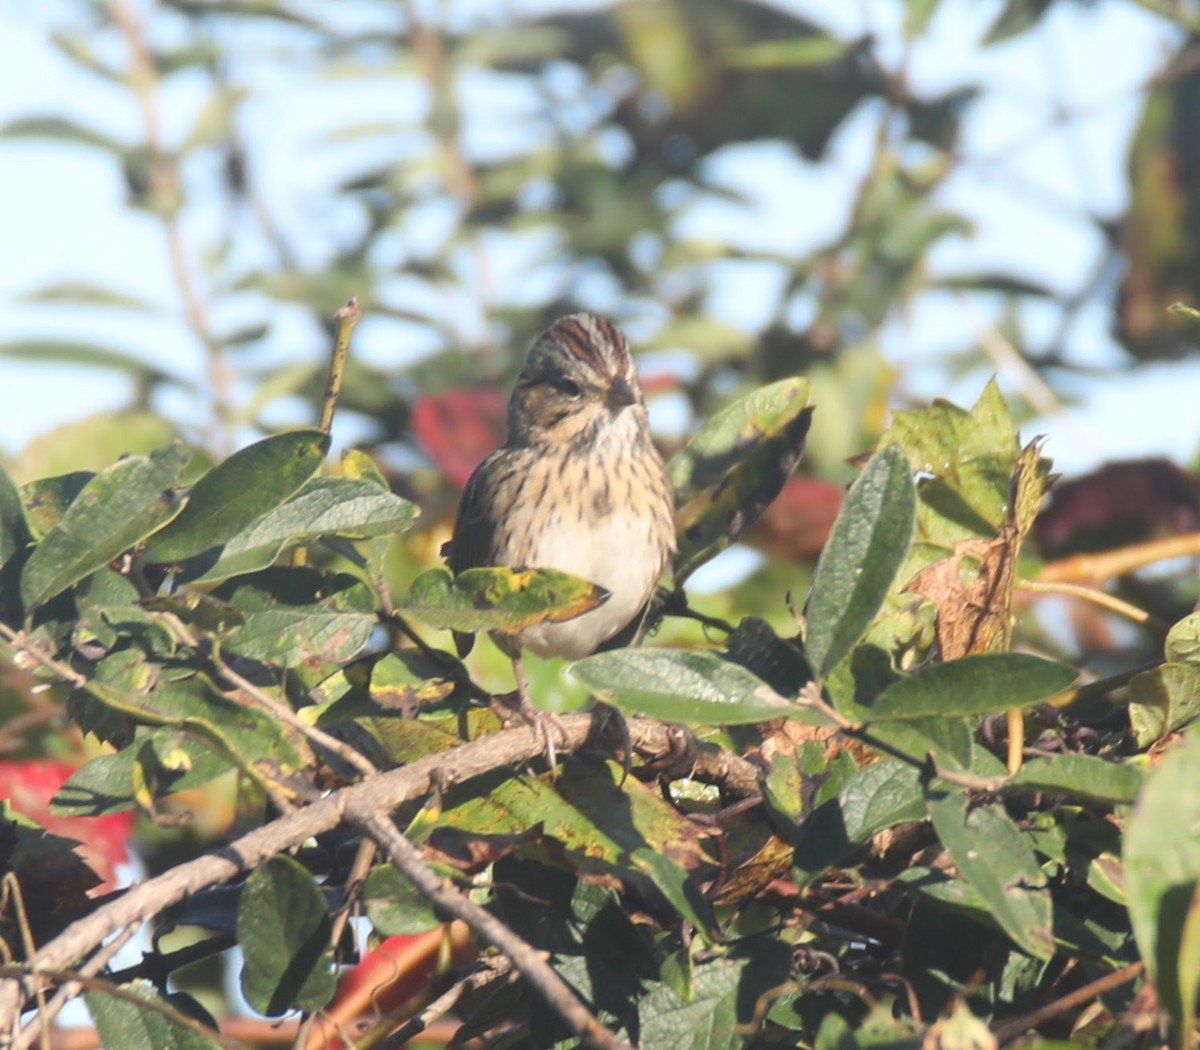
516, 511, 662, 660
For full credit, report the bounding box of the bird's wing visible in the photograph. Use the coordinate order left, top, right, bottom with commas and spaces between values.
444, 450, 510, 657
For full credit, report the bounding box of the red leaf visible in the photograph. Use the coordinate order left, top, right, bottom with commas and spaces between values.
412, 388, 507, 489
0, 759, 133, 894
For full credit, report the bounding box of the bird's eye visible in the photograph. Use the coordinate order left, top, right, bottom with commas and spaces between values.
556, 379, 582, 398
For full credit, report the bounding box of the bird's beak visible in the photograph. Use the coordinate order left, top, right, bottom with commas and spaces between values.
608, 376, 638, 408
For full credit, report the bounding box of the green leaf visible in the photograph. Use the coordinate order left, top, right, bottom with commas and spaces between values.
670, 379, 811, 495
1123, 733, 1200, 1036
82, 667, 306, 779
22, 280, 160, 312
183, 476, 419, 582
362, 864, 440, 936
144, 429, 328, 564
0, 115, 128, 151
214, 567, 375, 665
637, 954, 747, 1050
85, 982, 222, 1050
926, 789, 1054, 959
982, 0, 1052, 45
0, 462, 31, 569
572, 648, 818, 726
441, 760, 717, 937
400, 565, 608, 634
1165, 611, 1200, 667
20, 442, 190, 610
805, 446, 916, 678
21, 471, 94, 537
879, 378, 1020, 544
723, 35, 845, 71
237, 855, 335, 1016
53, 727, 230, 816
870, 653, 1077, 720
1009, 753, 1145, 805
672, 392, 813, 582
1128, 663, 1200, 748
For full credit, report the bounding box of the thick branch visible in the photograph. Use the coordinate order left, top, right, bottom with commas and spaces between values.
0, 712, 738, 1033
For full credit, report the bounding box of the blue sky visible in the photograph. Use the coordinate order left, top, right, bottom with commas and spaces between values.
0, 0, 1197, 479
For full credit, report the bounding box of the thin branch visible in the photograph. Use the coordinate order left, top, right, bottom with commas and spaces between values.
319, 298, 360, 436
1018, 578, 1169, 635
352, 809, 633, 1050
376, 960, 510, 1049
10, 923, 144, 1050
211, 646, 378, 779
0, 624, 86, 686
992, 961, 1144, 1044
1038, 530, 1200, 585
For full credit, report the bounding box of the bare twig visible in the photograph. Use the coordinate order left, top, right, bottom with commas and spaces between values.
1039, 530, 1200, 585
376, 959, 510, 1049
10, 923, 144, 1050
1018, 578, 1169, 635
211, 647, 378, 779
319, 298, 360, 436
992, 961, 1144, 1044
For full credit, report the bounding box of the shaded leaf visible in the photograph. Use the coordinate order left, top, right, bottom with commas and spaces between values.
400, 566, 608, 635
0, 463, 31, 569
20, 443, 190, 610
214, 567, 375, 665
85, 982, 222, 1050
870, 653, 1077, 720
21, 471, 94, 537
362, 864, 440, 936
237, 856, 335, 1016
926, 789, 1054, 959
983, 0, 1052, 45
0, 339, 171, 383
673, 391, 813, 582
1123, 733, 1200, 1035
805, 446, 916, 678
1009, 753, 1145, 805
144, 429, 328, 564
668, 377, 812, 496
53, 727, 229, 816
572, 647, 816, 726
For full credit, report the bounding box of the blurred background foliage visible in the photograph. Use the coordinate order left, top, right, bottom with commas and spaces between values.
2, 0, 1200, 716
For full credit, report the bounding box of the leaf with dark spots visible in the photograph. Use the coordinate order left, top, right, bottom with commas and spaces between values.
675, 405, 813, 583
400, 566, 608, 635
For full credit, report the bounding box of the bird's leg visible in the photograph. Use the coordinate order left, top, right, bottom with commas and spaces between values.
507, 655, 570, 771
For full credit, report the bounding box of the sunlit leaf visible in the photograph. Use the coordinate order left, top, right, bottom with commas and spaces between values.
400, 565, 608, 635
870, 653, 1077, 720
20, 443, 190, 610
145, 429, 327, 564
182, 477, 419, 583
572, 648, 818, 726
805, 446, 915, 678
1124, 734, 1200, 1036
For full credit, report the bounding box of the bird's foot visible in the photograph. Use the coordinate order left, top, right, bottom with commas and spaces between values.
491, 689, 570, 770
